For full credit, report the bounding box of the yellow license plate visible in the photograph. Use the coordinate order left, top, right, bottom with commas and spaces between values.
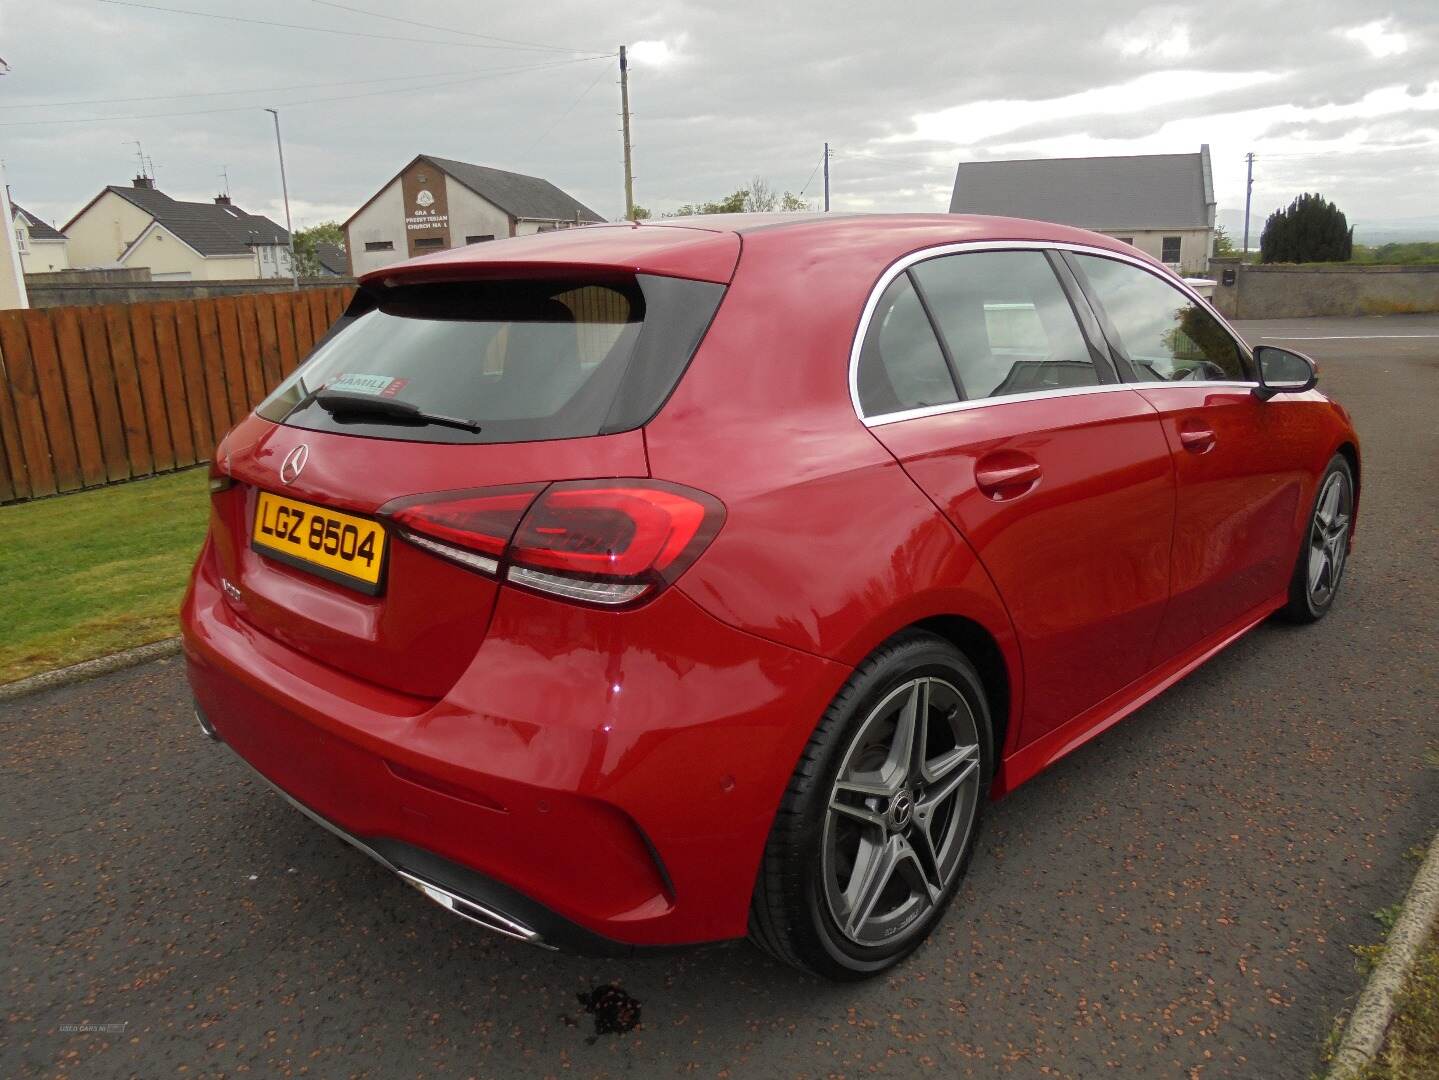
252, 491, 387, 594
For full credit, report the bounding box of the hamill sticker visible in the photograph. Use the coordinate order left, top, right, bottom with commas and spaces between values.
328, 373, 410, 398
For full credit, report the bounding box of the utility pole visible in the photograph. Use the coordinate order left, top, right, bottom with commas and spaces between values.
1242, 151, 1255, 256
823, 142, 830, 212
264, 108, 299, 290
619, 46, 635, 220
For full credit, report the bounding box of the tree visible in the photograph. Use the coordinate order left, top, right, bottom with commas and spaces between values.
665, 177, 812, 217
629, 205, 652, 220
1212, 224, 1237, 257
292, 220, 345, 277
668, 189, 747, 217
1259, 193, 1353, 264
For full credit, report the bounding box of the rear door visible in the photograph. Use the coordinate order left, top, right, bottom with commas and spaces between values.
1065, 252, 1309, 661
859, 247, 1176, 746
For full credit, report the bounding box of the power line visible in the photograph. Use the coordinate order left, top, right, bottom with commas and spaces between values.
797, 150, 824, 195
0, 67, 499, 110
1255, 144, 1439, 159
0, 55, 614, 127
94, 0, 588, 53
305, 0, 590, 54
833, 149, 951, 169
523, 65, 611, 154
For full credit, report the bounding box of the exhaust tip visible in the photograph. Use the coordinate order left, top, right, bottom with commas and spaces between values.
395, 870, 552, 948
195, 705, 222, 743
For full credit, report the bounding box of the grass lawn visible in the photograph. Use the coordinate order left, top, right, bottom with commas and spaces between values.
1358, 922, 1439, 1079
0, 468, 210, 684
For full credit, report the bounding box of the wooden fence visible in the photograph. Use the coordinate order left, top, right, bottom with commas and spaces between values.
0, 287, 353, 504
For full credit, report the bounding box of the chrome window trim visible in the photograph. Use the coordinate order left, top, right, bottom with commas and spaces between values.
849, 239, 1256, 427
864, 382, 1137, 427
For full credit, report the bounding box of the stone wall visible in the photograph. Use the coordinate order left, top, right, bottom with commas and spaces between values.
1209, 258, 1439, 319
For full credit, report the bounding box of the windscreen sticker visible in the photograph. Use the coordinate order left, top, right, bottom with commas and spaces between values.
328, 373, 410, 398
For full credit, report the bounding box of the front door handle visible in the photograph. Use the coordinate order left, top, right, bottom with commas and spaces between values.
974, 453, 1042, 500
1178, 425, 1217, 454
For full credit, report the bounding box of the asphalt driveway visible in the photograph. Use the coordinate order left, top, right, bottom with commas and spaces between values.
2, 314, 1436, 1079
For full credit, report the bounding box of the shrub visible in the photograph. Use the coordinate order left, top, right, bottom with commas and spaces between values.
1260, 193, 1353, 264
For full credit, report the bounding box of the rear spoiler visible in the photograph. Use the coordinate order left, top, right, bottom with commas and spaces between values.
361, 224, 741, 289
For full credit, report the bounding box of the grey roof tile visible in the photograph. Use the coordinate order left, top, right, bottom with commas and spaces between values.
10, 201, 66, 241
108, 185, 289, 256
950, 151, 1214, 230
422, 155, 604, 224
312, 241, 348, 275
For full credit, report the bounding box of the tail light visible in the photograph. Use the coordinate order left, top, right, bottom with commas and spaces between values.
384, 480, 724, 607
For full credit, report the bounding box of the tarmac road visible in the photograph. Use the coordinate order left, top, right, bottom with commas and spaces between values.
2, 314, 1436, 1079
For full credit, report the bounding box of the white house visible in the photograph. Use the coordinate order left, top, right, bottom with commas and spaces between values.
10, 200, 70, 273
949, 146, 1217, 275
344, 154, 604, 277
63, 177, 292, 280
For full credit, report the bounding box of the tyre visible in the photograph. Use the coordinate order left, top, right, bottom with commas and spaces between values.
1277, 453, 1354, 624
749, 631, 993, 979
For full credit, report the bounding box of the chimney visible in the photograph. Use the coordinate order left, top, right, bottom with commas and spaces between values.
214, 194, 231, 205
133, 175, 155, 189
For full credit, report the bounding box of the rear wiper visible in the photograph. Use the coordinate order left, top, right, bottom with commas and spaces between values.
313, 388, 482, 433
280, 377, 319, 422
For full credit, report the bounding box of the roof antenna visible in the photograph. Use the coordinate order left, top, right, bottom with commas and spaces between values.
218, 164, 231, 198
129, 140, 150, 179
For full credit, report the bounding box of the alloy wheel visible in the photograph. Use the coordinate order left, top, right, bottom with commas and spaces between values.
1308, 470, 1352, 607
821, 677, 982, 947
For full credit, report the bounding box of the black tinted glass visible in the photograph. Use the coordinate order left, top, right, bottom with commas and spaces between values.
911, 251, 1100, 399
855, 274, 957, 416
257, 274, 724, 443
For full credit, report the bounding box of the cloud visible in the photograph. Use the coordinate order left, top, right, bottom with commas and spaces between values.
894, 69, 1280, 148
1341, 19, 1409, 59
1, 0, 1436, 234
1104, 8, 1192, 60
629, 36, 688, 68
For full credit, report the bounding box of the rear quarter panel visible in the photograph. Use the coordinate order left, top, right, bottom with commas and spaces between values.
644, 225, 1025, 752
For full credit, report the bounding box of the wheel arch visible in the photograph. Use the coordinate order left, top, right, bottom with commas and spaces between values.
909, 614, 1013, 764
1335, 440, 1360, 523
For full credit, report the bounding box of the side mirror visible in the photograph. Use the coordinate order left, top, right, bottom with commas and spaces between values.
1253, 345, 1318, 400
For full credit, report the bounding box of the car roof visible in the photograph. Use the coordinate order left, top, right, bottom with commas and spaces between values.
361, 213, 1157, 289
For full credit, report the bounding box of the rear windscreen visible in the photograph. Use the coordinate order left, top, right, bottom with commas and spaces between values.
257, 273, 725, 444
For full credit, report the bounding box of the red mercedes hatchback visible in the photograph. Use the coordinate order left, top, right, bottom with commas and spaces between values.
183, 214, 1359, 978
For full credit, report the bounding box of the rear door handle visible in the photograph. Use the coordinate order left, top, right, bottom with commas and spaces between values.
1178, 426, 1216, 454
974, 454, 1042, 500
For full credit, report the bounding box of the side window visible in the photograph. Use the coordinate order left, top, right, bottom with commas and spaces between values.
1073, 254, 1249, 382
1161, 236, 1182, 263
910, 250, 1100, 399
855, 274, 958, 416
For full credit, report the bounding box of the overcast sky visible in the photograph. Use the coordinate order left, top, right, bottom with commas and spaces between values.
3, 0, 1436, 241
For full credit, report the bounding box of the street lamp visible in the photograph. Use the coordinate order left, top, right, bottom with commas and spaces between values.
264, 108, 299, 290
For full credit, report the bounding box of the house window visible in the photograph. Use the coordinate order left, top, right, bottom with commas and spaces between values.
1161, 236, 1182, 263
465, 234, 495, 244
262, 247, 271, 262
1116, 237, 1134, 246
364, 240, 394, 252
414, 237, 445, 249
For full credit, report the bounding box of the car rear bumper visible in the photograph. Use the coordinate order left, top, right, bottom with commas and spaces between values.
181, 539, 850, 948
196, 705, 657, 954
